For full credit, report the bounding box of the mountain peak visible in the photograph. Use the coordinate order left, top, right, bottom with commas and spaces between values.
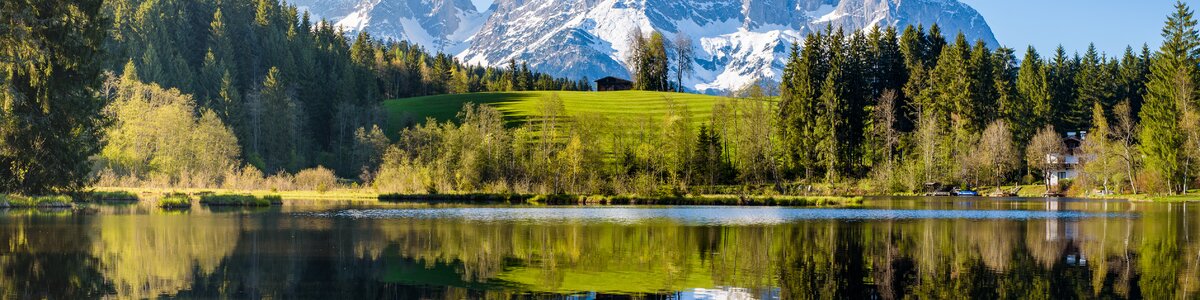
298, 0, 997, 92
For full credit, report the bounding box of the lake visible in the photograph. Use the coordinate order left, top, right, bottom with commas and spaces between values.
1, 197, 1197, 299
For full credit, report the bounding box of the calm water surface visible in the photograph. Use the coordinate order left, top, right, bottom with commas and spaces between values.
1, 197, 1198, 299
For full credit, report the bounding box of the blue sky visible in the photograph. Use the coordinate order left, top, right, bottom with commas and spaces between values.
961, 0, 1187, 55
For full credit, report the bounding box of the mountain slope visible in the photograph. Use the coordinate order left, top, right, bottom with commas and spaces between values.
291, 0, 490, 54
299, 0, 997, 93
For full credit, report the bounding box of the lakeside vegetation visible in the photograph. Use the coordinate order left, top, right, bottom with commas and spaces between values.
198, 194, 280, 207
4, 0, 1200, 202
157, 193, 193, 209
379, 193, 861, 206
0, 195, 74, 208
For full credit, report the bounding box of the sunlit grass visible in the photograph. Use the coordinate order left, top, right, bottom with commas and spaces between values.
158, 193, 192, 209
91, 187, 378, 201
198, 194, 279, 206
0, 194, 74, 208
383, 91, 738, 137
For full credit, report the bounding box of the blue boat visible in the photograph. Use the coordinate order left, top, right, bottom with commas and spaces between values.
954, 189, 980, 196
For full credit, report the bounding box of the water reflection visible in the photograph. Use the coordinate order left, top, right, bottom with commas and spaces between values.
0, 198, 1194, 299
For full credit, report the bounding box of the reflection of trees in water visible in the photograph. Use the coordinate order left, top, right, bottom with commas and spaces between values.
356, 214, 1200, 298
1, 204, 1200, 298
89, 213, 240, 298
0, 214, 112, 298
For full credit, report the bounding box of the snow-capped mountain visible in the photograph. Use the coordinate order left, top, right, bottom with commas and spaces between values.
291, 0, 490, 54
296, 0, 997, 93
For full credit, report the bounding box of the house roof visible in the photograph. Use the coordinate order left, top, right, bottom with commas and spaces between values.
595, 76, 632, 84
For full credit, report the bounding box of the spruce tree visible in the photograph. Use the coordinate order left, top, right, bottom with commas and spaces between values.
1049, 45, 1081, 131
1075, 44, 1115, 128
1017, 47, 1052, 130
1, 0, 108, 193
1141, 1, 1199, 194
1118, 46, 1150, 118
967, 39, 997, 133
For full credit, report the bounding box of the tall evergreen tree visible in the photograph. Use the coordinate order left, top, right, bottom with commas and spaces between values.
1049, 45, 1081, 131
1117, 45, 1150, 119
1075, 43, 1115, 127
1, 0, 108, 193
1141, 1, 1199, 193
1016, 46, 1053, 133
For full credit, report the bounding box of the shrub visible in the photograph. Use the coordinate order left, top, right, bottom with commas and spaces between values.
222, 165, 264, 190
293, 166, 338, 192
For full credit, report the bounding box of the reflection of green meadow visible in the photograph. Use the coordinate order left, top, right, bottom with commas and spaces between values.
0, 201, 1196, 298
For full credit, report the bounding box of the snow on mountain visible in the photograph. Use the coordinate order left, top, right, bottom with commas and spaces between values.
291, 0, 490, 54
296, 0, 997, 93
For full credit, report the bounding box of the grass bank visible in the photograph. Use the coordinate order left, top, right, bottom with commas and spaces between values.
158, 193, 193, 209
91, 187, 378, 201
198, 194, 282, 206
0, 195, 74, 208
81, 190, 140, 202
379, 193, 862, 206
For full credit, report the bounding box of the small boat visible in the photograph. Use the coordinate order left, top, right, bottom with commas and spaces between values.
953, 189, 979, 196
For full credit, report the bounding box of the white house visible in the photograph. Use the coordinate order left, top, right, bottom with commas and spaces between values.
1045, 131, 1086, 190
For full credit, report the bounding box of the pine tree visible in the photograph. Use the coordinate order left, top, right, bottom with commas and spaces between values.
1, 0, 108, 193
1075, 44, 1115, 128
1049, 45, 1081, 131
1118, 45, 1150, 118
780, 33, 826, 180
992, 47, 1022, 142
966, 39, 997, 133
818, 60, 846, 182
1017, 47, 1052, 132
1141, 1, 1199, 194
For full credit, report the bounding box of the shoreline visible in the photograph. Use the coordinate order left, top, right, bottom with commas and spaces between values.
378, 193, 864, 206
5, 187, 1197, 209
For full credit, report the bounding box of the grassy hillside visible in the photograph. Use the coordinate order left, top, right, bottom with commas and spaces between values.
382, 91, 737, 134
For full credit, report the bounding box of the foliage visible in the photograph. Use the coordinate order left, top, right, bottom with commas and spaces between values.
292, 167, 338, 193
1, 0, 108, 194
770, 20, 1158, 194
1026, 126, 1066, 190
626, 30, 671, 91
1081, 103, 1123, 194
1140, 1, 1200, 194
96, 64, 241, 187
973, 120, 1019, 190
99, 0, 587, 177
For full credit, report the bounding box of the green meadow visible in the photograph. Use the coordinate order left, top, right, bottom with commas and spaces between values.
383, 91, 741, 134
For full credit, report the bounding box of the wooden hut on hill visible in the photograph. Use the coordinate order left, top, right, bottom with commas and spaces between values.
595, 76, 632, 91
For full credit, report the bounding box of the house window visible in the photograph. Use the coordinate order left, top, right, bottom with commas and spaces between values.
1058, 172, 1067, 179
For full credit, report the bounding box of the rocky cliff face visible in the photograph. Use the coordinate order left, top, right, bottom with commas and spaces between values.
297, 0, 997, 93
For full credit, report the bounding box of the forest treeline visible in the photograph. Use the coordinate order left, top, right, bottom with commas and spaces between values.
97, 0, 587, 180
773, 24, 1151, 193
768, 3, 1200, 195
